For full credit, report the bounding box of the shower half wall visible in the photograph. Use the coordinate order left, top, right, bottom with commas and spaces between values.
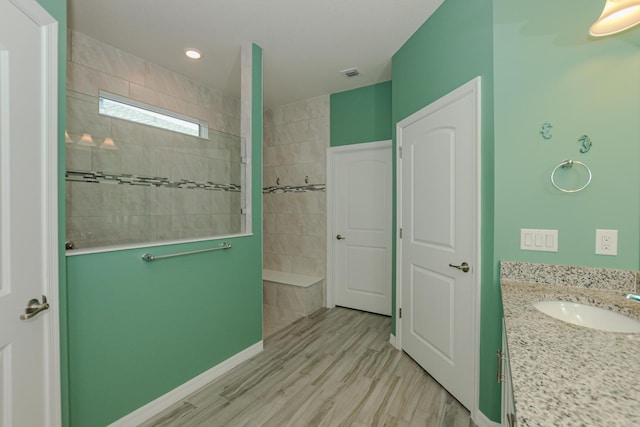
66, 30, 244, 250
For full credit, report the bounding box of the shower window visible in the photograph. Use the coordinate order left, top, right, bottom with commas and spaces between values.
65, 89, 247, 251
98, 91, 208, 139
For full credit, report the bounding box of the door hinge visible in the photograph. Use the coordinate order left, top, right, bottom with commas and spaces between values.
399, 228, 403, 239
399, 146, 403, 159
399, 308, 402, 318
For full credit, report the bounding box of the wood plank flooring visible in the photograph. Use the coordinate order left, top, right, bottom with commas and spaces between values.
140, 307, 475, 427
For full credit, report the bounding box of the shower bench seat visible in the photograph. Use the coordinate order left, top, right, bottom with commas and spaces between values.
262, 269, 324, 337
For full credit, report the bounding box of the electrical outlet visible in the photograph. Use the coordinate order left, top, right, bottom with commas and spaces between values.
595, 229, 617, 256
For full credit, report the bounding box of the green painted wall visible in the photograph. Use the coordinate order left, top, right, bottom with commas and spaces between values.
65, 44, 263, 427
391, 0, 498, 421
493, 0, 640, 270
34, 0, 69, 425
330, 81, 392, 146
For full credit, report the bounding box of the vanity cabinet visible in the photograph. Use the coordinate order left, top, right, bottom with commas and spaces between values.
501, 319, 517, 427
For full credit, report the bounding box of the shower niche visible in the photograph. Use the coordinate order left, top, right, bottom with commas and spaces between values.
66, 90, 245, 250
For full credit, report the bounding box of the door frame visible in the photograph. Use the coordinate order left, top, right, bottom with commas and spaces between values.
1, 0, 61, 424
394, 77, 481, 421
326, 139, 392, 309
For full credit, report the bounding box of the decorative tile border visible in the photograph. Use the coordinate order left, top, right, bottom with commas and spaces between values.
500, 260, 638, 293
262, 184, 325, 194
66, 169, 241, 192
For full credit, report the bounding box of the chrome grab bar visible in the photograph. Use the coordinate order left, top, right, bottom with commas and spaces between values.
141, 243, 232, 262
624, 293, 640, 303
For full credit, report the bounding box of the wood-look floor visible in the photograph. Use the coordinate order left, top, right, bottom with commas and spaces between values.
140, 307, 475, 427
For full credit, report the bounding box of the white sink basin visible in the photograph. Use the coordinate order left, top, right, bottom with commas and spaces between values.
533, 301, 640, 333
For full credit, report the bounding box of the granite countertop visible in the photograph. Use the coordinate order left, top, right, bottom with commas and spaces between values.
501, 280, 640, 427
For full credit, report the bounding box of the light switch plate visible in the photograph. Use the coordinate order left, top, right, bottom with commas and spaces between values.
520, 229, 558, 252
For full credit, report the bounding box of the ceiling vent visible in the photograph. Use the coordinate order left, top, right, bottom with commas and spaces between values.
340, 67, 360, 78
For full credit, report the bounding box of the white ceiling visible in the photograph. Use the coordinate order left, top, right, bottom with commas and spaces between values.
68, 0, 444, 109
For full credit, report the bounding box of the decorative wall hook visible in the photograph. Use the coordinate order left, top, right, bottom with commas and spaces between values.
305, 175, 309, 184
540, 122, 553, 140
276, 177, 280, 186
578, 135, 592, 153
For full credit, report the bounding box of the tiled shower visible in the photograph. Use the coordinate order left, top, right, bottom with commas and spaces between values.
262, 96, 330, 334
65, 29, 331, 336
65, 31, 243, 250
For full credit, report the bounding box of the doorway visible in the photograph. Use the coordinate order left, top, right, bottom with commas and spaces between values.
0, 0, 60, 425
395, 77, 481, 413
327, 140, 392, 315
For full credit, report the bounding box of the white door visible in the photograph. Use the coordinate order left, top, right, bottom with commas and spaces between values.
0, 0, 60, 426
397, 78, 479, 410
329, 141, 392, 316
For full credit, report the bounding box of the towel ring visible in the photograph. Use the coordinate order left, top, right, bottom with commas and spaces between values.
550, 159, 592, 193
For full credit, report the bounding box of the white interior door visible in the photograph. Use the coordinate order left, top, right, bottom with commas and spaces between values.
397, 78, 479, 411
0, 1, 60, 426
329, 141, 392, 316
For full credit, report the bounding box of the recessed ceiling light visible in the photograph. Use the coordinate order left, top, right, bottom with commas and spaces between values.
185, 49, 202, 60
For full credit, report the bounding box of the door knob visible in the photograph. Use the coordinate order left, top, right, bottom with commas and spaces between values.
448, 262, 470, 273
336, 234, 346, 240
20, 295, 49, 320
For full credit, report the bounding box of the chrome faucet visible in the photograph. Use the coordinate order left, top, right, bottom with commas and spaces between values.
624, 293, 640, 303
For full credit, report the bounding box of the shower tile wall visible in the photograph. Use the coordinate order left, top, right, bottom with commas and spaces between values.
263, 95, 329, 281
66, 31, 242, 249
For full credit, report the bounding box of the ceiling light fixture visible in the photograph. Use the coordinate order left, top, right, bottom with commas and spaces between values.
590, 0, 640, 36
185, 49, 202, 60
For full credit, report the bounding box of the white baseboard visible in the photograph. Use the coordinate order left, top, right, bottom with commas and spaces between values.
108, 341, 264, 427
389, 334, 398, 348
473, 410, 502, 427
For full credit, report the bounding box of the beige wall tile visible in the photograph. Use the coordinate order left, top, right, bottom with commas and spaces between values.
263, 213, 277, 234
263, 282, 278, 306
309, 117, 330, 145
68, 181, 122, 217
196, 85, 225, 112
305, 281, 324, 314
144, 62, 201, 105
92, 145, 123, 173
282, 95, 329, 123
291, 256, 326, 277
262, 167, 282, 189
263, 109, 274, 127
67, 61, 130, 98
263, 253, 293, 273
262, 94, 329, 285
301, 214, 326, 237
121, 143, 158, 177
263, 124, 276, 147
70, 31, 146, 86
276, 284, 306, 311
222, 95, 241, 119
212, 214, 233, 235
271, 105, 284, 126
129, 83, 206, 123
66, 145, 92, 171
66, 94, 111, 137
